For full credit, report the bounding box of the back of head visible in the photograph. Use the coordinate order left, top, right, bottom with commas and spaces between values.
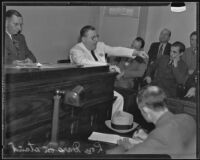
137, 85, 167, 111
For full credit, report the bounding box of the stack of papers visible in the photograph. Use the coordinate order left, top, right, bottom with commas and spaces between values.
88, 132, 143, 144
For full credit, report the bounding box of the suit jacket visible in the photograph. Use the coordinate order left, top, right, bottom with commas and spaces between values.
69, 42, 135, 66
126, 111, 196, 159
4, 33, 37, 64
181, 47, 197, 71
146, 55, 188, 97
147, 42, 171, 65
114, 57, 148, 88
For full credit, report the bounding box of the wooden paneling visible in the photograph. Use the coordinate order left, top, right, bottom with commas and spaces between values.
3, 65, 117, 145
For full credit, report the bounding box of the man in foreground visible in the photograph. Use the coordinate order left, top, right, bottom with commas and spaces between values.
106, 85, 196, 159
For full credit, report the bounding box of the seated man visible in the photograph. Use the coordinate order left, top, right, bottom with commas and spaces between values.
5, 9, 37, 64
106, 85, 196, 159
144, 41, 188, 98
70, 25, 148, 116
114, 37, 148, 89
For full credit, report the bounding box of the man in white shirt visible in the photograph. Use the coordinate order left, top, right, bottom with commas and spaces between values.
70, 25, 148, 116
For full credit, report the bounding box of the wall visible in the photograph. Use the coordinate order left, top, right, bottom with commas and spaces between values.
145, 2, 197, 52
6, 3, 197, 62
99, 6, 140, 48
6, 6, 100, 63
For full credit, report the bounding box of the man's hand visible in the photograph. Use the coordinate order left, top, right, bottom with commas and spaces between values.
188, 69, 194, 75
116, 71, 124, 80
117, 138, 134, 150
133, 129, 148, 140
184, 87, 196, 98
12, 58, 33, 65
24, 58, 33, 64
109, 65, 121, 73
133, 50, 149, 59
144, 76, 151, 84
172, 58, 178, 68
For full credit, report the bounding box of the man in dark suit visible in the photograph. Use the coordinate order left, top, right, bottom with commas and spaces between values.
106, 85, 196, 159
147, 28, 171, 66
5, 9, 37, 64
144, 41, 188, 98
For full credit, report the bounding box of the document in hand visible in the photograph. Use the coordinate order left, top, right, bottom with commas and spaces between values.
88, 132, 143, 144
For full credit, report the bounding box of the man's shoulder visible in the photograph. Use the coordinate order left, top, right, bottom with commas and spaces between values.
70, 42, 83, 50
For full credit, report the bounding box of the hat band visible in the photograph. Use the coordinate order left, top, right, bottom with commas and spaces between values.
111, 122, 133, 130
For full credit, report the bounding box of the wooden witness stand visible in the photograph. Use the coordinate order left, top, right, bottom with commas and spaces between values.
4, 64, 116, 149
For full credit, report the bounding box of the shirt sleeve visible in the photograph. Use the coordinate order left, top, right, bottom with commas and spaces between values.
103, 43, 136, 58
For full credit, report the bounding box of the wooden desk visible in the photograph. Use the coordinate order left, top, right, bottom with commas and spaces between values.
3, 64, 117, 147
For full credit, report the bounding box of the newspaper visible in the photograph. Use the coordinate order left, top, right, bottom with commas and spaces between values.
88, 132, 143, 144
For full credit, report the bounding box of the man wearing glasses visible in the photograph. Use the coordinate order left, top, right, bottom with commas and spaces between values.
70, 25, 148, 116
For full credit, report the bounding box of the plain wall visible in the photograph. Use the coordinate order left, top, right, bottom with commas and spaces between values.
6, 6, 100, 63
145, 2, 197, 52
6, 3, 197, 63
99, 6, 140, 48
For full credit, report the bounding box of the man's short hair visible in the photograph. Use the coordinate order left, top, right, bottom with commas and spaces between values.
80, 25, 96, 38
190, 31, 197, 38
135, 37, 145, 49
172, 41, 185, 53
6, 9, 22, 18
137, 85, 167, 111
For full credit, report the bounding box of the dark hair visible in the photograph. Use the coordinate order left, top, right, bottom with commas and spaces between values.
190, 31, 197, 38
137, 85, 167, 111
80, 25, 96, 38
77, 25, 96, 42
134, 56, 145, 64
6, 9, 22, 18
171, 41, 185, 53
135, 37, 145, 49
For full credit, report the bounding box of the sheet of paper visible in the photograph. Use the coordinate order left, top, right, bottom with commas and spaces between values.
88, 132, 143, 144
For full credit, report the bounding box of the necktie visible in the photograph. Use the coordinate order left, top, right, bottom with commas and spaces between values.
91, 50, 98, 61
12, 35, 19, 49
158, 44, 163, 57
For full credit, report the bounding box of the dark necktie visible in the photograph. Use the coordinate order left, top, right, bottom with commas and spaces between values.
91, 50, 98, 61
158, 44, 163, 57
12, 35, 20, 50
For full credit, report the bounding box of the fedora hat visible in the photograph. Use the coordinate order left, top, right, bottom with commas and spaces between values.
105, 111, 138, 133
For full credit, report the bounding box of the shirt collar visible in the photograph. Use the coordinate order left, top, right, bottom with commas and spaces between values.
6, 31, 12, 40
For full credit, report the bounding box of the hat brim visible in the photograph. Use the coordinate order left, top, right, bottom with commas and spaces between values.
105, 120, 138, 133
